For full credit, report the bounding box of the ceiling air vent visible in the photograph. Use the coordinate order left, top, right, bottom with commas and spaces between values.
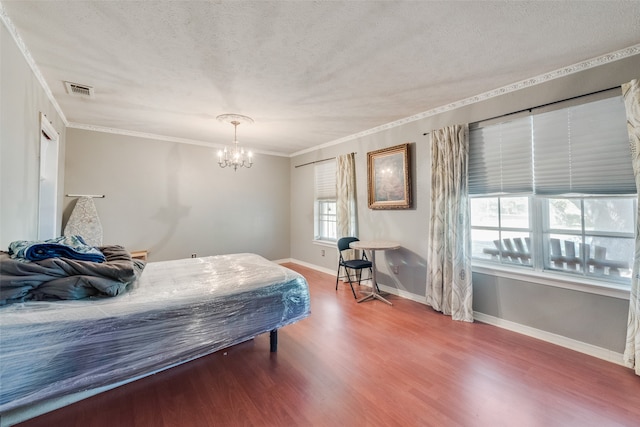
64, 81, 94, 98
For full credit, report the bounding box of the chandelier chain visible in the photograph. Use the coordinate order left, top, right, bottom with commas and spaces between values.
216, 114, 253, 171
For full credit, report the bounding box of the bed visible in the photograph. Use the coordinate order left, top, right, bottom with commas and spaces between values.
0, 252, 311, 416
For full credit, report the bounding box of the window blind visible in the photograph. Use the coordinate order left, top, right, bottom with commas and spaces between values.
314, 160, 336, 200
533, 95, 635, 195
469, 93, 635, 196
468, 116, 533, 195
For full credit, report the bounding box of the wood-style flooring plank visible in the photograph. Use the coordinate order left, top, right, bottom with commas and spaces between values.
14, 263, 640, 426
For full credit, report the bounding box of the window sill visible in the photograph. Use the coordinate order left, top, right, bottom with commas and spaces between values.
313, 239, 337, 249
472, 261, 630, 300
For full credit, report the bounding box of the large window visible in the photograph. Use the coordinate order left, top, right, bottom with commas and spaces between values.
469, 90, 636, 285
314, 160, 337, 242
472, 196, 635, 282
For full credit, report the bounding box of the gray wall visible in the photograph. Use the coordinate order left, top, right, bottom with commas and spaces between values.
0, 23, 66, 248
290, 53, 640, 353
63, 129, 291, 262
473, 273, 629, 351
290, 121, 429, 298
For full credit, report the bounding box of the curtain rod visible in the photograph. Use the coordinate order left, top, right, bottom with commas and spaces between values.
65, 194, 105, 198
294, 152, 357, 168
422, 85, 621, 136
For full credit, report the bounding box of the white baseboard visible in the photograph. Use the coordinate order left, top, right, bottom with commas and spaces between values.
283, 259, 426, 305
473, 312, 625, 366
377, 284, 426, 304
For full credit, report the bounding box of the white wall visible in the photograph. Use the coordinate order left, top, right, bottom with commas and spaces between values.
0, 22, 66, 248
290, 53, 640, 353
63, 129, 291, 262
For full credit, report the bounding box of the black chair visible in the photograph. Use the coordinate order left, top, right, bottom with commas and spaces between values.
336, 237, 373, 299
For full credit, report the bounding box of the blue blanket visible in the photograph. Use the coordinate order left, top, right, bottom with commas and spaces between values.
8, 235, 106, 263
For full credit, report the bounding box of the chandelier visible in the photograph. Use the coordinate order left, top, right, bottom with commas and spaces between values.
216, 114, 254, 171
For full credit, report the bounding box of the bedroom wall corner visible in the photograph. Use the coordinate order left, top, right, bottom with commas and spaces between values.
289, 121, 430, 299
0, 22, 66, 249
63, 129, 291, 262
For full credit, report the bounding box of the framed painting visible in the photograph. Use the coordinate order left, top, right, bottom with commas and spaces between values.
367, 143, 412, 209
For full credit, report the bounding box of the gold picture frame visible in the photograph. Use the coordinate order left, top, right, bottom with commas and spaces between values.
367, 143, 412, 209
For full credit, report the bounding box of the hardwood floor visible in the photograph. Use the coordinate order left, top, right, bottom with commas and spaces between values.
15, 263, 640, 426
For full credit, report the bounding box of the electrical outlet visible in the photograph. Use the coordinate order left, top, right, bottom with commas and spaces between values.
321, 249, 326, 257
392, 266, 399, 274
191, 253, 197, 258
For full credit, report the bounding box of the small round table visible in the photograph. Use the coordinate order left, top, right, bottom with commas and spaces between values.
348, 240, 400, 305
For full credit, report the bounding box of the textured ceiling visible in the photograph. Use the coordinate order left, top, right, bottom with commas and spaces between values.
2, 1, 640, 156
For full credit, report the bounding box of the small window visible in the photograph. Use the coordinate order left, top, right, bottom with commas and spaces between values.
316, 200, 337, 241
314, 160, 337, 242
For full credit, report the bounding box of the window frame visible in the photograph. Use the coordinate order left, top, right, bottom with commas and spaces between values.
472, 260, 630, 300
471, 194, 636, 297
314, 199, 337, 243
468, 89, 636, 298
541, 196, 636, 280
313, 160, 338, 243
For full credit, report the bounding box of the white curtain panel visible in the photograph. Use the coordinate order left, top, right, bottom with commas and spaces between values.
623, 78, 640, 375
426, 124, 473, 322
336, 153, 359, 266
337, 153, 357, 239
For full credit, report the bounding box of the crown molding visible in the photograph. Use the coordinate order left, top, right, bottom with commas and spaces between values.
0, 2, 68, 126
67, 122, 289, 157
3, 0, 637, 158
290, 43, 640, 157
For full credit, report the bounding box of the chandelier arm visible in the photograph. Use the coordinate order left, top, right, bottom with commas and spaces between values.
216, 114, 253, 171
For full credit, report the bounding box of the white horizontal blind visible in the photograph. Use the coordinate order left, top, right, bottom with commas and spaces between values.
468, 116, 533, 194
533, 95, 635, 195
314, 160, 337, 200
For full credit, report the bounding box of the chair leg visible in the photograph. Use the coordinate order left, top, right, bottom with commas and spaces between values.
335, 265, 342, 291
344, 268, 358, 299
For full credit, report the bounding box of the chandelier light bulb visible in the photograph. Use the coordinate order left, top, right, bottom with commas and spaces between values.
216, 114, 254, 171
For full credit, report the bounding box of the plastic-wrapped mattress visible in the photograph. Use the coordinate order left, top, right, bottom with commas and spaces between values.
0, 253, 311, 413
